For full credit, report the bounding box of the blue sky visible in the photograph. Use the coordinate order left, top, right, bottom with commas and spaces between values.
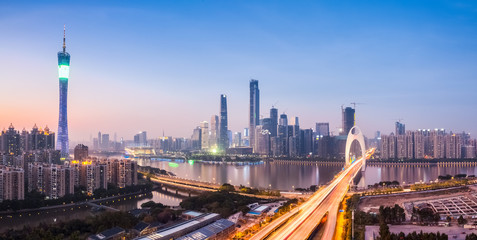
1, 0, 476, 141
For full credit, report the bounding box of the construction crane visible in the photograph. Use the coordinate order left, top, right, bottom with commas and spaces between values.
350, 102, 365, 109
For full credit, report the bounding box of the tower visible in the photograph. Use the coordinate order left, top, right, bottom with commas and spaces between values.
219, 94, 229, 151
249, 79, 260, 151
57, 25, 71, 159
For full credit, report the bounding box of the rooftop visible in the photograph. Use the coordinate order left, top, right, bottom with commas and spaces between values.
177, 219, 235, 240
137, 213, 219, 240
88, 227, 125, 240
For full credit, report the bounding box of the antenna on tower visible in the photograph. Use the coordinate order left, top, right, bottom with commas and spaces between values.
63, 25, 66, 53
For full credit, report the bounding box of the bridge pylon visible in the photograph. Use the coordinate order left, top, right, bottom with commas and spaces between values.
345, 126, 366, 171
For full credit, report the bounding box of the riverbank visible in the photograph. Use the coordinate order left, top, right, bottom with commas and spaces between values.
0, 189, 155, 232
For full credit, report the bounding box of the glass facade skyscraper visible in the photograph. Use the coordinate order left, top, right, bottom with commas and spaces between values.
57, 26, 70, 159
219, 94, 229, 151
270, 107, 278, 137
395, 121, 405, 135
249, 79, 260, 151
342, 107, 355, 135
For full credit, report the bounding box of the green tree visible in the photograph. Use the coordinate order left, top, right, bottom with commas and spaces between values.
458, 215, 467, 225
378, 221, 391, 240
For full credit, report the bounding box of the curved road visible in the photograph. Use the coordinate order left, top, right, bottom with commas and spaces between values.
250, 150, 372, 240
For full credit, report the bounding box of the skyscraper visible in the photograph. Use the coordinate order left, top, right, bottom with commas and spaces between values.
57, 26, 71, 159
219, 94, 229, 151
270, 107, 278, 137
315, 123, 330, 138
249, 79, 260, 151
395, 122, 405, 135
209, 115, 219, 149
200, 121, 209, 150
278, 114, 288, 156
342, 107, 355, 135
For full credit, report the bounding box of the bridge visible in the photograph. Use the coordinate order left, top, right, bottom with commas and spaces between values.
250, 126, 371, 240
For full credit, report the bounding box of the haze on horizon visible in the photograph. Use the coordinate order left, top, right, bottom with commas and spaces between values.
1, 0, 476, 142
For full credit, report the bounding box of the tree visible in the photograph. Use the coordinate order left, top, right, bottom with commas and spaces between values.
378, 221, 391, 240
467, 233, 477, 240
458, 215, 467, 225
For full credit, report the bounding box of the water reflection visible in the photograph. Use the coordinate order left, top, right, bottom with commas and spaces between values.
137, 158, 344, 190
138, 158, 477, 190
364, 165, 477, 185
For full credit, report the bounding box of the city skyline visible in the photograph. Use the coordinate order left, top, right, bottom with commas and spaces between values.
2, 1, 477, 141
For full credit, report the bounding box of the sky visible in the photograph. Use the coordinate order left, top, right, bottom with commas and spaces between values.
1, 0, 477, 142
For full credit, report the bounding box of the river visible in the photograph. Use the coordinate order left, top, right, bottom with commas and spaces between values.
137, 158, 477, 190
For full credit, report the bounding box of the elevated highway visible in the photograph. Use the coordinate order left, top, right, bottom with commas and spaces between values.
250, 148, 374, 240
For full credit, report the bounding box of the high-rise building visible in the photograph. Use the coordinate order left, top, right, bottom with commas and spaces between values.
381, 134, 396, 160
433, 130, 445, 159
200, 121, 209, 150
28, 163, 74, 199
341, 107, 355, 135
97, 132, 102, 147
269, 107, 278, 137
395, 122, 405, 135
233, 132, 242, 147
396, 135, 407, 159
0, 124, 21, 156
101, 134, 110, 150
57, 26, 71, 159
315, 123, 330, 138
74, 144, 89, 160
191, 127, 202, 150
28, 125, 55, 151
302, 129, 314, 155
242, 128, 249, 147
254, 126, 270, 156
134, 131, 148, 146
0, 166, 24, 201
219, 94, 229, 151
249, 80, 260, 152
278, 114, 288, 156
209, 115, 219, 149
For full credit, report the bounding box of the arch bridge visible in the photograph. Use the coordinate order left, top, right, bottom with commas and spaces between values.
345, 126, 366, 171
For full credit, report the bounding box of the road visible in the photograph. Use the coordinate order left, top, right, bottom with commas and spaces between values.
250, 150, 371, 240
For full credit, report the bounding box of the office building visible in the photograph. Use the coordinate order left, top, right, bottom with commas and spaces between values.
249, 80, 260, 152
101, 134, 110, 150
209, 115, 219, 149
277, 114, 288, 156
254, 126, 270, 156
342, 107, 355, 135
269, 107, 278, 137
315, 123, 330, 138
219, 94, 228, 151
233, 132, 242, 148
395, 122, 405, 135
134, 131, 148, 146
200, 121, 209, 150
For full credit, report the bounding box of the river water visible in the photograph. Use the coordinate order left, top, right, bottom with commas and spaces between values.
137, 158, 477, 190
